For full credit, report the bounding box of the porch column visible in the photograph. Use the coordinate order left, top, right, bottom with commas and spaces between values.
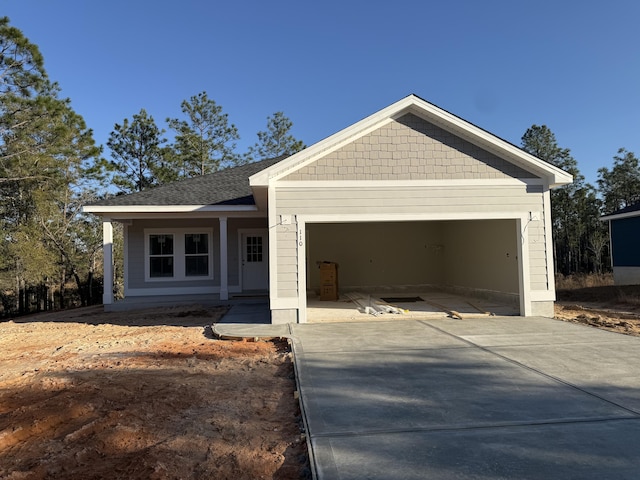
219, 217, 229, 300
103, 218, 114, 305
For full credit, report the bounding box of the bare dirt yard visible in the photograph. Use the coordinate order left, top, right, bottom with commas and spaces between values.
555, 282, 640, 336
0, 305, 309, 480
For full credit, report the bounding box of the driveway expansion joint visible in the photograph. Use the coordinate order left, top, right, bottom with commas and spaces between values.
309, 415, 640, 439
418, 320, 640, 418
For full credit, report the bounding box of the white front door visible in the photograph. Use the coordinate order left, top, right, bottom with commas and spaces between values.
241, 232, 269, 290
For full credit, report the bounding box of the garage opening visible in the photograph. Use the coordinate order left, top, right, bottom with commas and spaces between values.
305, 220, 522, 322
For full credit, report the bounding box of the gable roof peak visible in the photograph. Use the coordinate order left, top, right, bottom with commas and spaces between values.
250, 94, 573, 188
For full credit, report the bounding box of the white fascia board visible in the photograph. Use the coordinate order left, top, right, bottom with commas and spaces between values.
250, 94, 573, 188
599, 210, 640, 221
82, 204, 258, 214
275, 178, 543, 189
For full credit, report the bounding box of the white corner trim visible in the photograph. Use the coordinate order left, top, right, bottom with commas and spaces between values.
267, 186, 279, 301
530, 290, 556, 301
516, 216, 532, 316
542, 188, 556, 298
270, 297, 300, 309
296, 219, 307, 323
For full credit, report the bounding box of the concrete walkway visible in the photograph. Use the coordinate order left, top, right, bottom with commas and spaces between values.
217, 316, 640, 479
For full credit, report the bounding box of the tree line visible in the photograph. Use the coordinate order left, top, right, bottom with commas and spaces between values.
521, 126, 640, 276
1, 17, 639, 316
0, 17, 304, 315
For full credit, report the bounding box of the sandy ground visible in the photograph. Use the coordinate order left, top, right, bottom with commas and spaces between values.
0, 305, 309, 480
555, 302, 640, 336
3, 289, 638, 479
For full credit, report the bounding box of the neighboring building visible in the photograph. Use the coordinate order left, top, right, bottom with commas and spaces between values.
84, 94, 573, 322
601, 202, 640, 285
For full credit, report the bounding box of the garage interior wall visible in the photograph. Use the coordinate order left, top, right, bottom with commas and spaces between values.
441, 220, 519, 294
306, 220, 519, 296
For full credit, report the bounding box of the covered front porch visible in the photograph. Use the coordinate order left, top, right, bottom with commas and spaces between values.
99, 214, 269, 309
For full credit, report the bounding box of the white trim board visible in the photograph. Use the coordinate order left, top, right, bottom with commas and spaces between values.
83, 205, 258, 214
295, 211, 532, 223
600, 210, 640, 221
124, 285, 241, 297
274, 178, 545, 189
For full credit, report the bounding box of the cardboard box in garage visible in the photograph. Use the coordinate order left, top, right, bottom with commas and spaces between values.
318, 262, 339, 301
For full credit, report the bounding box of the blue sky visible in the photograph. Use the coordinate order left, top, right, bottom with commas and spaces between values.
3, 0, 639, 186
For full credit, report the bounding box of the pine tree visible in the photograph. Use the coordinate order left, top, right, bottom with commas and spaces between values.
0, 17, 104, 313
597, 148, 640, 214
167, 92, 240, 176
106, 109, 169, 192
249, 111, 305, 160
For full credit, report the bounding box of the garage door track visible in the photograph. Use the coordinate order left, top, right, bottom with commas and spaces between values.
288, 317, 640, 479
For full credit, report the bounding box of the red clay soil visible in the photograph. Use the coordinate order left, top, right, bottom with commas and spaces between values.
0, 305, 309, 480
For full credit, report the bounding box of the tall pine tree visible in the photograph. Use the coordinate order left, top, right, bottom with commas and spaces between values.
521, 125, 604, 275
167, 92, 240, 176
249, 111, 305, 160
597, 148, 640, 214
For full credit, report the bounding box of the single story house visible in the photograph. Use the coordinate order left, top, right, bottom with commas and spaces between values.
600, 202, 640, 285
84, 94, 572, 323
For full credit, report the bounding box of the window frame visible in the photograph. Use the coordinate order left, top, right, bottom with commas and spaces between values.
144, 228, 214, 282
148, 233, 175, 278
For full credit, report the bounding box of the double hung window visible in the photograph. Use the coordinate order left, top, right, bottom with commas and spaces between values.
185, 233, 209, 276
145, 229, 213, 281
149, 234, 174, 277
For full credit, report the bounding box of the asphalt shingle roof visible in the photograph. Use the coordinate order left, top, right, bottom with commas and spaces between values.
89, 156, 285, 207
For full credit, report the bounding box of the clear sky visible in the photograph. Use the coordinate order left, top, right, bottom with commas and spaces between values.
3, 0, 639, 186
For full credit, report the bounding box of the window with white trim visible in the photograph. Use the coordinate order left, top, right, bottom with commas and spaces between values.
145, 228, 214, 281
185, 233, 209, 276
149, 234, 174, 277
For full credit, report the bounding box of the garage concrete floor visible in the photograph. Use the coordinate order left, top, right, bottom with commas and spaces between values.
288, 316, 640, 479
306, 291, 519, 322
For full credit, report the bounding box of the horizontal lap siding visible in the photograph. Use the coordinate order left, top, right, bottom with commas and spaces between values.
527, 213, 548, 290
276, 186, 542, 215
274, 184, 550, 295
276, 227, 298, 297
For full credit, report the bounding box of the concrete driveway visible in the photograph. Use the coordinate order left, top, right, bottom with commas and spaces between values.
287, 317, 640, 479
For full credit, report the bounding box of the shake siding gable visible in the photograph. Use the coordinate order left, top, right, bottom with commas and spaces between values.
282, 114, 539, 181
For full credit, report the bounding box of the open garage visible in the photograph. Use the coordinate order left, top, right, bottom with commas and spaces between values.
304, 219, 522, 321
